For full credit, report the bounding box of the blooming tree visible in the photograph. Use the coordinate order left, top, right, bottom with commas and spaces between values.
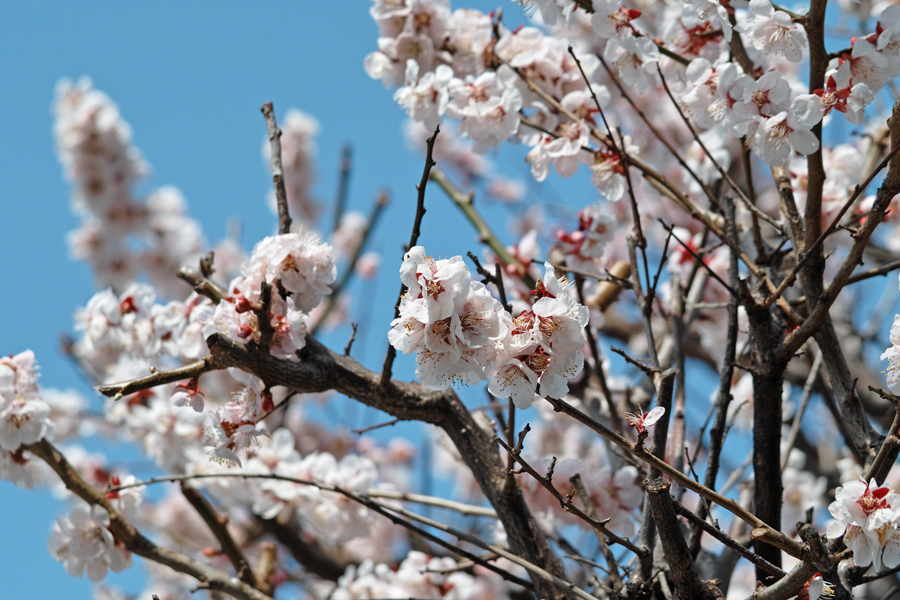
8, 1, 900, 599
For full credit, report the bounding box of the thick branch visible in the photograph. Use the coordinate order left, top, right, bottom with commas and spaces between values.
645, 478, 722, 600
204, 333, 571, 599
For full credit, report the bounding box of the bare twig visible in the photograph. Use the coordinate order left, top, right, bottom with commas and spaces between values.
659, 221, 737, 296
466, 251, 512, 314
381, 125, 440, 385
261, 102, 291, 235
498, 435, 644, 555
106, 471, 498, 518
333, 144, 352, 232
351, 417, 401, 435
343, 323, 359, 356
95, 358, 215, 400
575, 277, 621, 434
657, 65, 752, 208
781, 349, 823, 472
846, 258, 900, 285
672, 499, 785, 578
178, 256, 227, 304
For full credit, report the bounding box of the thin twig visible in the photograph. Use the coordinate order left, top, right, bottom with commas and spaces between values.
657, 65, 753, 208
343, 323, 359, 356
431, 168, 534, 289
846, 258, 900, 285
366, 498, 599, 599
333, 144, 352, 232
690, 196, 741, 555
781, 349, 823, 472
95, 358, 215, 400
659, 220, 737, 296
497, 436, 644, 555
352, 417, 401, 435
261, 102, 291, 235
106, 471, 498, 518
673, 500, 785, 578
864, 386, 900, 483
381, 125, 440, 385
576, 277, 621, 434
466, 251, 511, 314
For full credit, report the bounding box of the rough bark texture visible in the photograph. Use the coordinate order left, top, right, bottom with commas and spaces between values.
645, 477, 723, 600
746, 298, 787, 578
206, 333, 571, 599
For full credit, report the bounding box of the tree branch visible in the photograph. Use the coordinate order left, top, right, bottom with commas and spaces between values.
430, 168, 534, 289
261, 102, 291, 235
95, 358, 215, 400
381, 124, 440, 385
646, 478, 722, 600
180, 483, 258, 588
26, 439, 273, 600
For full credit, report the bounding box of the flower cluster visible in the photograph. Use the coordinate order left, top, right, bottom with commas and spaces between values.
827, 478, 900, 570
369, 0, 885, 182
883, 302, 900, 394
488, 262, 588, 408
47, 504, 132, 581
255, 447, 380, 544
0, 351, 53, 452
331, 550, 510, 599
55, 79, 205, 296
204, 231, 336, 361
389, 247, 508, 390
388, 247, 588, 408
201, 373, 271, 466
75, 284, 214, 373
555, 201, 616, 273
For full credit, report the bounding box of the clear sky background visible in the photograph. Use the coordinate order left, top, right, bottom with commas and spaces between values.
0, 2, 880, 599
0, 2, 543, 598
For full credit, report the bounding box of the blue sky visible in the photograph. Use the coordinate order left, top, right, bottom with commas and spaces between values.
0, 2, 541, 598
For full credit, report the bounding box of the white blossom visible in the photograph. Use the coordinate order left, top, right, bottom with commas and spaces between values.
736, 0, 807, 62
47, 504, 132, 581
